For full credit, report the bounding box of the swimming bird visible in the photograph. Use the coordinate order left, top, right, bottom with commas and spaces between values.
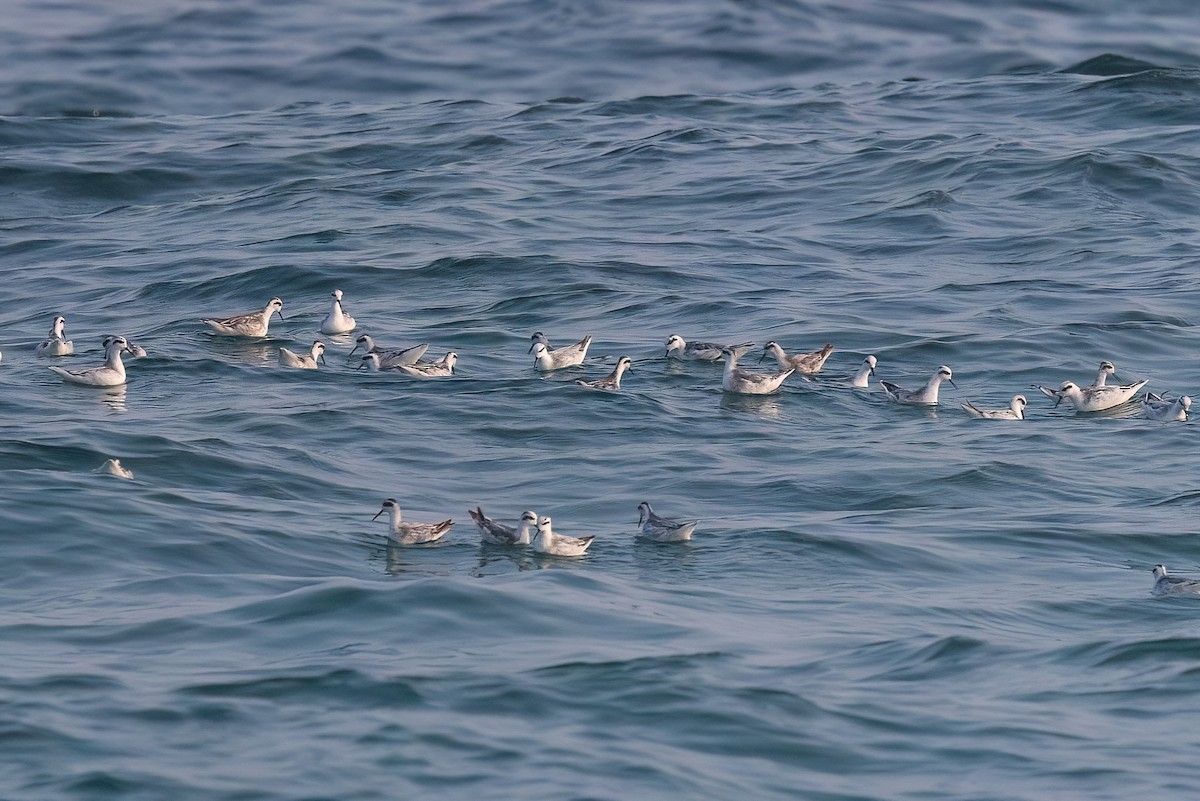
576, 356, 632, 390
320, 289, 357, 335
529, 331, 591, 354
531, 338, 591, 371
721, 347, 793, 395
48, 336, 133, 387
1152, 564, 1200, 596
880, 365, 956, 405
664, 335, 753, 362
469, 507, 536, 546
1090, 360, 1116, 388
1037, 378, 1148, 413
961, 394, 1027, 420
398, 352, 457, 378
759, 341, 834, 374
202, 297, 284, 337
279, 341, 327, 369
850, 355, 877, 388
1142, 392, 1191, 421
532, 515, 595, 556
636, 502, 697, 542
35, 315, 74, 356
349, 334, 428, 368
372, 498, 453, 545
95, 458, 134, 479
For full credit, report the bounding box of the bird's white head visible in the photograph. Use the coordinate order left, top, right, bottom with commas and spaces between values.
332, 289, 344, 301
531, 342, 550, 359
267, 297, 285, 319
1152, 564, 1168, 580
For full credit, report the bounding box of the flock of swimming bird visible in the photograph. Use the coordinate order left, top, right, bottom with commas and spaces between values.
15, 290, 1198, 584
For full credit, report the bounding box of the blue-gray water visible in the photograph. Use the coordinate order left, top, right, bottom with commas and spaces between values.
4, 1, 1200, 798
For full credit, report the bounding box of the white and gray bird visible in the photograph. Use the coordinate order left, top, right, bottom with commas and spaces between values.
1152, 564, 1200, 596
665, 335, 753, 362
320, 289, 356, 335
469, 507, 537, 546
880, 365, 956, 405
349, 334, 428, 368
961, 394, 1027, 420
202, 297, 284, 337
721, 347, 793, 395
532, 515, 595, 556
1142, 392, 1191, 421
398, 352, 457, 378
850, 355, 877, 388
1037, 378, 1148, 413
576, 356, 632, 390
636, 502, 697, 542
35, 315, 74, 356
531, 337, 591, 371
279, 340, 327, 369
372, 498, 453, 545
48, 336, 134, 387
759, 341, 834, 374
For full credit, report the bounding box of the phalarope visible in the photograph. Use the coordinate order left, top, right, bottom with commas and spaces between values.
469, 507, 536, 546
35, 315, 75, 356
202, 297, 284, 337
95, 458, 134, 479
320, 289, 357, 335
532, 515, 595, 556
349, 335, 428, 368
372, 498, 453, 545
961, 394, 1027, 420
398, 352, 457, 378
1152, 564, 1200, 595
1142, 392, 1191, 421
1037, 378, 1148, 412
279, 341, 327, 369
576, 356, 631, 390
881, 365, 956, 405
850, 355, 877, 388
531, 338, 591, 371
759, 341, 834, 374
665, 335, 753, 362
636, 502, 697, 542
48, 336, 133, 387
530, 331, 591, 353
721, 347, 793, 395
1090, 360, 1116, 388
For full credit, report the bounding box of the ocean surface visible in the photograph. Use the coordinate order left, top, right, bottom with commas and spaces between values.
3, 1, 1200, 798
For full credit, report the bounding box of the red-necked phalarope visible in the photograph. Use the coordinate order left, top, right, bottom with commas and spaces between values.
1037, 377, 1148, 412
881, 365, 956, 405
349, 335, 428, 368
636, 502, 697, 542
48, 336, 134, 387
576, 356, 631, 390
850, 355, 877, 388
759, 341, 834, 374
665, 335, 753, 362
372, 498, 453, 545
398, 352, 457, 378
1142, 392, 1191, 421
721, 347, 792, 395
531, 337, 591, 371
35, 315, 75, 356
469, 507, 536, 546
532, 515, 594, 556
320, 289, 357, 335
202, 297, 284, 337
279, 341, 327, 369
1152, 564, 1200, 595
961, 394, 1027, 420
